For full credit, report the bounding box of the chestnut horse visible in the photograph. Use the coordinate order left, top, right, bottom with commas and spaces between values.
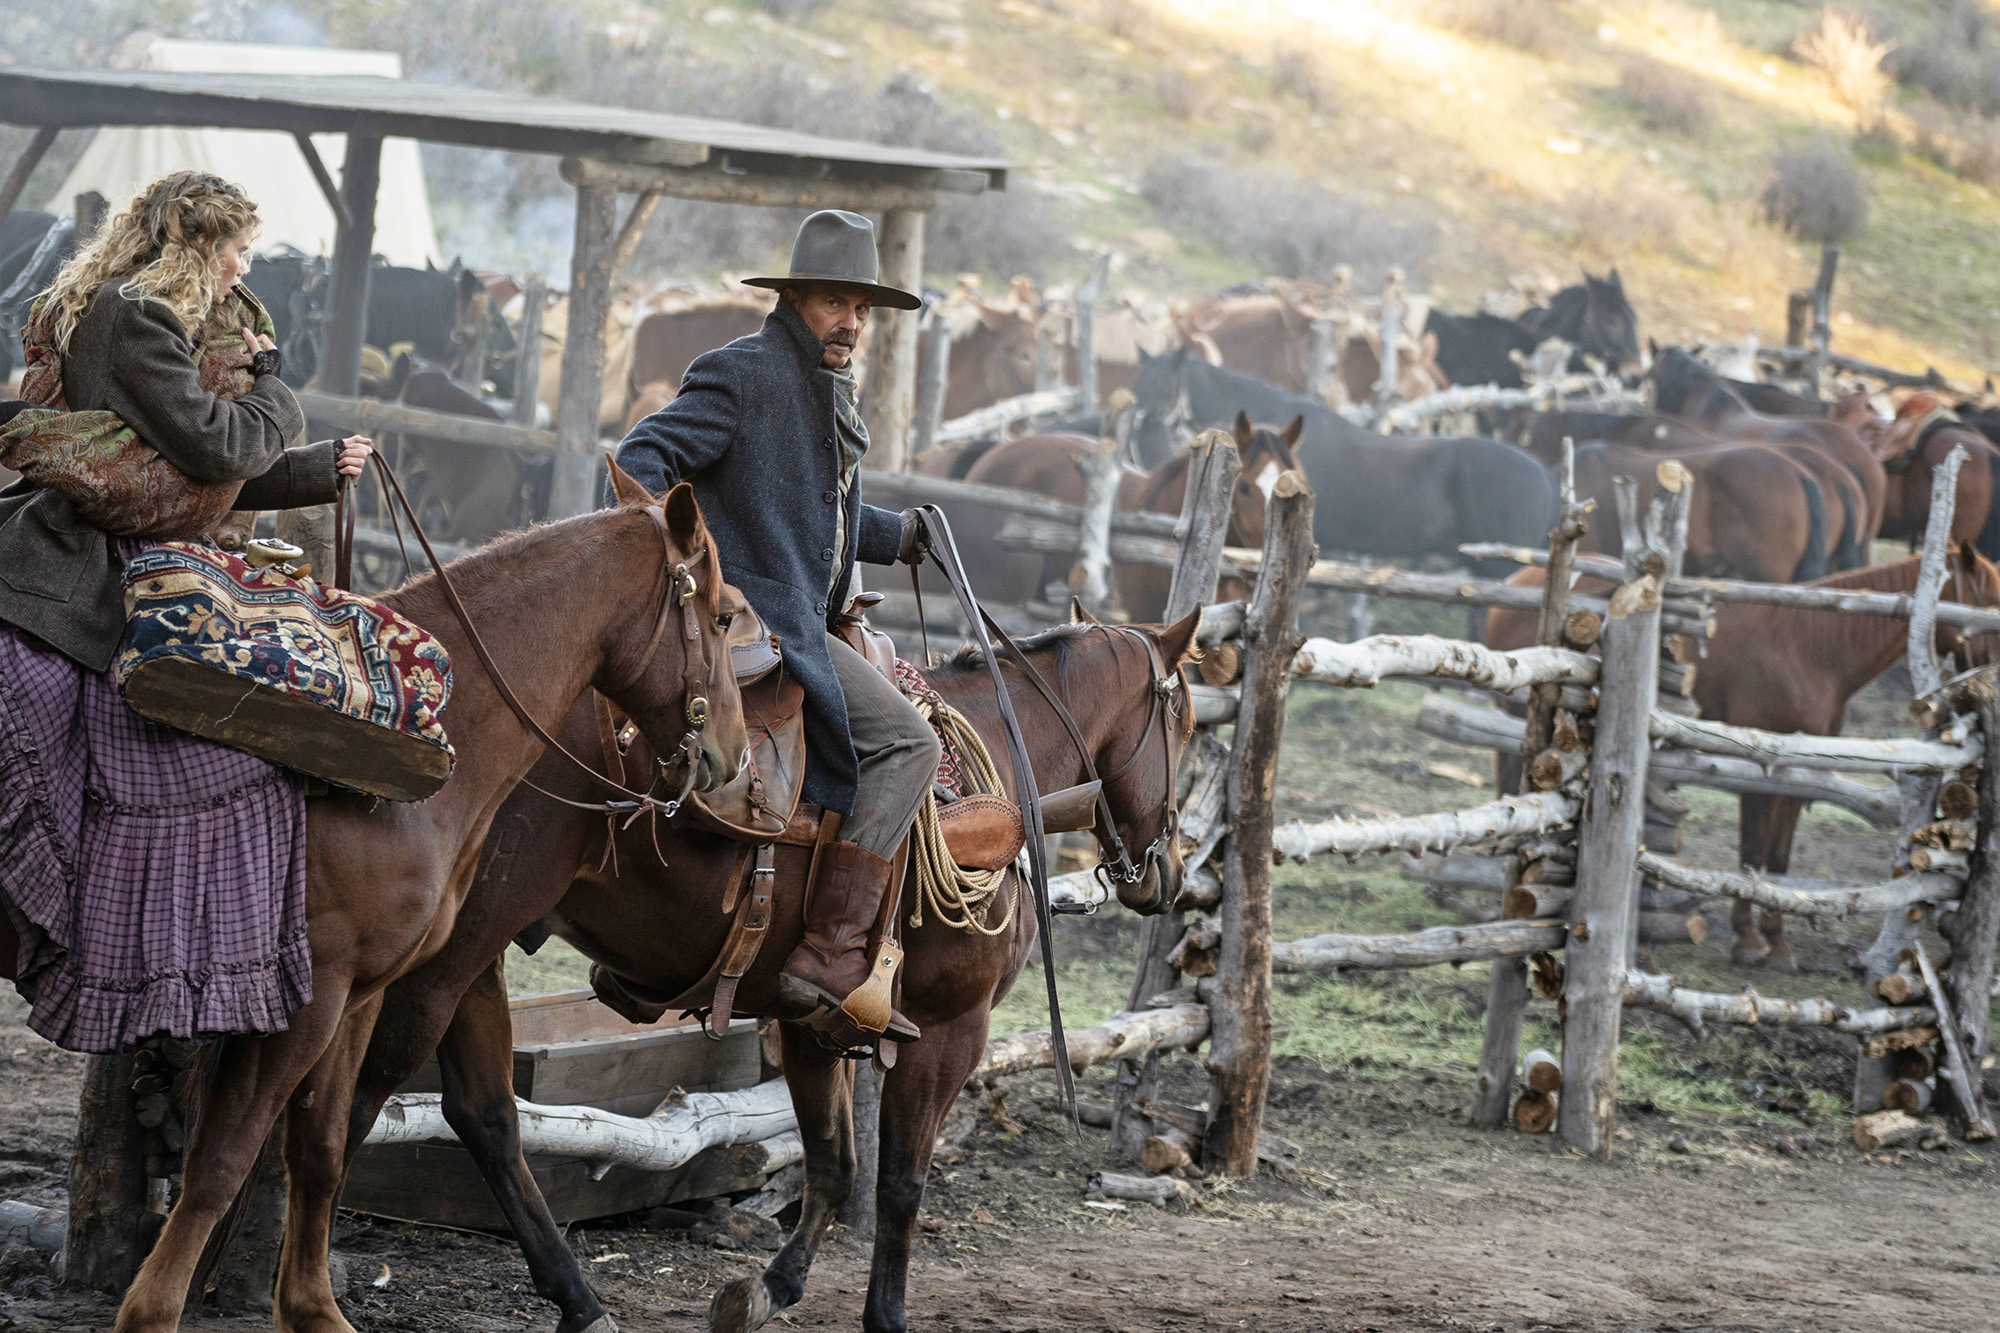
4, 485, 752, 1333
952, 412, 1300, 616
1490, 547, 2000, 966
320, 606, 1201, 1333
1830, 390, 2000, 558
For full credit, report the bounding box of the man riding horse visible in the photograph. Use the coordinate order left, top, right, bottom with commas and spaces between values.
615, 210, 940, 1053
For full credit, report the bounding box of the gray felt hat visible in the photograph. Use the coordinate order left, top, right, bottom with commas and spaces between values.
741, 210, 922, 311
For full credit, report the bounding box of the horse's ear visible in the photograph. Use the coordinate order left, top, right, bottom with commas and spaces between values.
605, 452, 654, 506
1157, 607, 1202, 671
1070, 595, 1103, 625
1233, 410, 1254, 450
662, 481, 703, 546
1281, 415, 1304, 450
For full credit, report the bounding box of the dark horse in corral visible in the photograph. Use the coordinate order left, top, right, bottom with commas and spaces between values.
1490, 547, 2000, 966
7, 485, 750, 1333
1132, 347, 1556, 575
949, 412, 1300, 616
1423, 270, 1641, 388
329, 593, 1199, 1333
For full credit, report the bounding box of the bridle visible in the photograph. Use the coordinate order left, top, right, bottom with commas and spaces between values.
989, 623, 1186, 904
344, 452, 727, 820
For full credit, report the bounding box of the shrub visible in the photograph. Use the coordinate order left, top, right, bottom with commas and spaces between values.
1139, 153, 1435, 282
748, 0, 837, 22
1883, 1, 2000, 116
1155, 66, 1201, 119
1271, 38, 1330, 112
1434, 0, 1567, 56
1618, 53, 1715, 134
1792, 8, 1890, 124
1098, 0, 1152, 41
1761, 135, 1869, 243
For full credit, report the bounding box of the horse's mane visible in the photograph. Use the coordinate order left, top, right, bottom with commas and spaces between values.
934, 621, 1099, 678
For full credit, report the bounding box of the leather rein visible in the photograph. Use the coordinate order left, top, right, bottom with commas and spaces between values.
338, 453, 723, 819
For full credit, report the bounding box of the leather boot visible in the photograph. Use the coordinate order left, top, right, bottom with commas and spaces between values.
776, 840, 921, 1049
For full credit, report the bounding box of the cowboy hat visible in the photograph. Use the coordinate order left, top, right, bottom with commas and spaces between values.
741, 210, 922, 311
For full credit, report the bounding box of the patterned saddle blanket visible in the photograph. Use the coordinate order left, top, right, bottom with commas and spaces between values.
115, 543, 456, 802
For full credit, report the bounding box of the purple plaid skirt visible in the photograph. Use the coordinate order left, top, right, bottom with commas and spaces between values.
0, 620, 311, 1053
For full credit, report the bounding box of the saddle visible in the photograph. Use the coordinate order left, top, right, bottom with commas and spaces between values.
586, 592, 1075, 1047
1869, 391, 1962, 474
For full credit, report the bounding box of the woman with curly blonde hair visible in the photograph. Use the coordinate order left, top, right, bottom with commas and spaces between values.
0, 170, 371, 1053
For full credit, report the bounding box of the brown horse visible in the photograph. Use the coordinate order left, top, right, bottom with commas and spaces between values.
952, 412, 1301, 616
6, 485, 752, 1333
1489, 548, 2000, 965
317, 606, 1200, 1333
1831, 390, 2000, 558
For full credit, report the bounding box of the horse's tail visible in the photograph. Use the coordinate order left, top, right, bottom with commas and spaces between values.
1833, 478, 1867, 570
1978, 445, 2000, 559
1791, 474, 1829, 583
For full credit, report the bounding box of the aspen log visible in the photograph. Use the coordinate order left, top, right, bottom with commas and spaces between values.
1198, 642, 1242, 686
1883, 1080, 1935, 1114
1399, 852, 1521, 892
1415, 695, 1899, 826
736, 1163, 805, 1219
363, 1081, 798, 1171
1070, 435, 1121, 616
1527, 746, 1587, 791
1291, 635, 1597, 693
1648, 711, 1981, 777
1892, 1046, 1937, 1080
1523, 1048, 1563, 1094
1271, 919, 1566, 973
1085, 1171, 1195, 1211
1512, 1089, 1558, 1134
1168, 918, 1221, 979
1504, 883, 1575, 921
1851, 1110, 1930, 1150
1636, 852, 1962, 921
1376, 376, 1637, 430
1862, 1027, 1939, 1059
1910, 847, 1972, 874
1619, 971, 1935, 1038
1874, 971, 1928, 1004
1912, 941, 1996, 1139
1941, 669, 2000, 1115
1194, 596, 1246, 649
1272, 792, 1579, 862
1636, 911, 1707, 945
976, 1005, 1212, 1085
1563, 609, 1602, 648
1911, 819, 1977, 851
1138, 1127, 1200, 1175
1286, 558, 1712, 638
933, 386, 1084, 445
1170, 866, 1225, 912
1939, 780, 1978, 821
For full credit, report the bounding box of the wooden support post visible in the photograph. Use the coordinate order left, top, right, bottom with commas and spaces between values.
1373, 270, 1404, 409
319, 134, 383, 399
1858, 446, 1966, 1109
549, 182, 618, 519
1072, 253, 1110, 420
1204, 471, 1315, 1176
1071, 435, 1120, 616
859, 207, 927, 474
72, 190, 107, 241
1473, 438, 1587, 1127
1034, 313, 1059, 393
1558, 465, 1689, 1156
1112, 430, 1242, 1160
1786, 289, 1812, 352
911, 307, 951, 462
1807, 243, 1839, 392
0, 126, 59, 222
1307, 317, 1338, 404
510, 273, 546, 428
289, 132, 353, 233
65, 1053, 152, 1292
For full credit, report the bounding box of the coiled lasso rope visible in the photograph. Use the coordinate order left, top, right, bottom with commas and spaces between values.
908, 696, 1019, 935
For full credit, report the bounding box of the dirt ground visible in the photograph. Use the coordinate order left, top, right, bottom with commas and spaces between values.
3, 974, 1997, 1333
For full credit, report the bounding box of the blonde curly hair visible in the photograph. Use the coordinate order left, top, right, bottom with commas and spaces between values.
39, 170, 259, 353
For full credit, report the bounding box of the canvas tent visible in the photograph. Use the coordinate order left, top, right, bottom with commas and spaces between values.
52, 39, 440, 267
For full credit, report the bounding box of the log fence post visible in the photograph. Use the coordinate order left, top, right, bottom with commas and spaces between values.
1111, 429, 1241, 1159
1940, 669, 2000, 1136
1471, 437, 1589, 1127
910, 306, 951, 465
64, 1054, 152, 1292
510, 273, 546, 429
1307, 316, 1338, 404
1372, 269, 1404, 410
1033, 312, 1060, 394
859, 206, 927, 474
1071, 433, 1121, 617
1204, 471, 1316, 1175
1857, 445, 1967, 1110
1073, 253, 1110, 419
1558, 463, 1690, 1156
1807, 243, 1839, 393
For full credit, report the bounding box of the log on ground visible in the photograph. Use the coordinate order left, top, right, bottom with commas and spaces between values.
973, 1005, 1212, 1084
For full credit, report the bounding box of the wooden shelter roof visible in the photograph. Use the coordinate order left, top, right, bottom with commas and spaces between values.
0, 69, 1007, 193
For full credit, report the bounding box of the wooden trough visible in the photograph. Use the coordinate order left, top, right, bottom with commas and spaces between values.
342, 989, 764, 1229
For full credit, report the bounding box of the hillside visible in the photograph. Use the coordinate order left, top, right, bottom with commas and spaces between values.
6, 0, 2000, 384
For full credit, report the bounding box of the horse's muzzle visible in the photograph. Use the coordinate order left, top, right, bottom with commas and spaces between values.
1115, 859, 1171, 915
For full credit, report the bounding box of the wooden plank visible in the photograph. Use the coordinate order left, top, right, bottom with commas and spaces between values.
1560, 467, 1689, 1157
319, 132, 381, 398
341, 1141, 705, 1229
1204, 471, 1315, 1176
296, 390, 556, 453
0, 125, 59, 221
549, 182, 617, 518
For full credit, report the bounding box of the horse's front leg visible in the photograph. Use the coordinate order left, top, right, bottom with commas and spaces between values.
710, 1023, 852, 1333
863, 1006, 990, 1333
274, 992, 383, 1333
113, 976, 354, 1333
435, 957, 614, 1333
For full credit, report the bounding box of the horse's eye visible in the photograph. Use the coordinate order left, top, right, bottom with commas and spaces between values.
716, 613, 734, 631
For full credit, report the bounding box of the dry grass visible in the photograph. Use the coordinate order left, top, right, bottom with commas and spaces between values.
1434, 0, 1568, 56
1793, 7, 1890, 125
1618, 53, 1716, 134
1906, 100, 2000, 188
1763, 134, 1870, 244
1271, 35, 1331, 112
1097, 0, 1153, 42
1155, 65, 1202, 119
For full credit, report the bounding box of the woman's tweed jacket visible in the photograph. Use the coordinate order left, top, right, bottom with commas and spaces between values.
614, 303, 904, 817
0, 285, 338, 671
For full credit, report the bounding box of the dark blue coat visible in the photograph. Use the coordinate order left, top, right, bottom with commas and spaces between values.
614, 304, 903, 817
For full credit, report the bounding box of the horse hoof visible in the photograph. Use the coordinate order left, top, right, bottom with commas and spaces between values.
709, 1277, 772, 1333
1764, 950, 1799, 975
1731, 944, 1769, 968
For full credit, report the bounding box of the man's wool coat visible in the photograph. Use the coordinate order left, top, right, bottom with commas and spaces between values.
614, 303, 903, 817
